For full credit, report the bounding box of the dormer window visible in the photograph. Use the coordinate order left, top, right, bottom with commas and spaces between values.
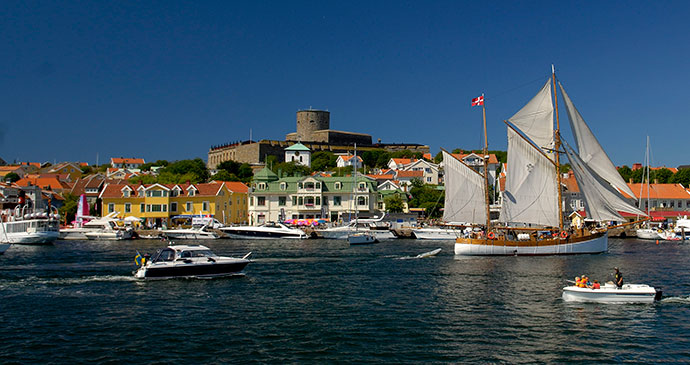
188, 190, 195, 197
258, 182, 267, 190
123, 190, 130, 198
315, 182, 321, 189
280, 182, 287, 190
335, 182, 342, 190
298, 182, 303, 189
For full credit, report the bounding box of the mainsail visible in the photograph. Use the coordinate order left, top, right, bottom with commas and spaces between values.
559, 82, 635, 197
564, 142, 646, 221
499, 126, 559, 227
442, 150, 487, 224
508, 79, 554, 156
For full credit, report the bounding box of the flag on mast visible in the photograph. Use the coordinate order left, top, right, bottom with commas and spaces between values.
471, 95, 484, 106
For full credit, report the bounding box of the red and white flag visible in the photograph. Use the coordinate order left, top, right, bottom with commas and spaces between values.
471, 95, 484, 106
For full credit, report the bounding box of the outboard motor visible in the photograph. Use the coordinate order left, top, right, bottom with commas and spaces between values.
655, 288, 663, 301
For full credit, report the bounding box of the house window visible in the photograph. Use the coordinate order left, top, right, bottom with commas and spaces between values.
425, 168, 431, 173
125, 203, 131, 213
186, 202, 193, 212
315, 182, 321, 189
171, 190, 179, 197
298, 182, 303, 189
140, 203, 145, 213
427, 177, 432, 182
202, 201, 209, 211
334, 196, 342, 206
123, 190, 130, 197
292, 196, 297, 206
188, 190, 195, 197
298, 197, 304, 205
171, 202, 177, 212
335, 182, 342, 190
280, 182, 287, 190
279, 197, 286, 206
257, 197, 266, 206
138, 189, 145, 197
305, 197, 314, 206
358, 182, 366, 191
358, 196, 367, 206
258, 183, 266, 190
108, 203, 114, 213
146, 204, 151, 212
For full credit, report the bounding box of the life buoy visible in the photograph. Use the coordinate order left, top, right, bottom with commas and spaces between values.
560, 231, 568, 239
487, 232, 496, 239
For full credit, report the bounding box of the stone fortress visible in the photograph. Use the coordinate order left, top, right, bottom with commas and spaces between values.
207, 109, 429, 170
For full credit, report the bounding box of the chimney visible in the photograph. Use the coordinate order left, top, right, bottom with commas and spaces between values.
654, 179, 659, 184
629, 178, 633, 184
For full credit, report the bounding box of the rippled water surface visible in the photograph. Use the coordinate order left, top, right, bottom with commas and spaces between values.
1, 238, 690, 363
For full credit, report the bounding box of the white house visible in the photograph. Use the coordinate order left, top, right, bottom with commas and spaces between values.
111, 157, 145, 169
336, 154, 363, 169
401, 159, 439, 185
284, 142, 311, 167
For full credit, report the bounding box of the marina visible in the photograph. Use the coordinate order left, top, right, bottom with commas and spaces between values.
1, 237, 689, 363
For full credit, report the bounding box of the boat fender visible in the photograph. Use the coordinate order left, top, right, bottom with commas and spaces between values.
560, 231, 568, 239
487, 232, 496, 240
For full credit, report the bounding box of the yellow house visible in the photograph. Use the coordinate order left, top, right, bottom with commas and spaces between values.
99, 181, 249, 227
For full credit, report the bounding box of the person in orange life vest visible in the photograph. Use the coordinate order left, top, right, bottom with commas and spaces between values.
575, 276, 581, 287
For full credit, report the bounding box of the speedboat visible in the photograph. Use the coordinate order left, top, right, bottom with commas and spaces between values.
635, 227, 664, 240
134, 244, 251, 279
348, 232, 378, 245
412, 227, 466, 240
562, 282, 662, 304
161, 226, 220, 240
220, 222, 308, 239
316, 218, 396, 240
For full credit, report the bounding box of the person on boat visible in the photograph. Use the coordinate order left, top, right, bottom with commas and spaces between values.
575, 276, 581, 287
614, 267, 624, 288
592, 280, 600, 289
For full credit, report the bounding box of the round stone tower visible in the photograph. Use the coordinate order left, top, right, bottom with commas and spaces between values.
296, 110, 330, 141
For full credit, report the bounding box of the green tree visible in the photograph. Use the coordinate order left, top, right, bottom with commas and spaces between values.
272, 161, 311, 177
211, 170, 240, 182
59, 194, 79, 224
384, 194, 405, 213
4, 172, 20, 183
408, 178, 444, 218
618, 165, 633, 183
651, 168, 674, 184
160, 158, 209, 183
80, 166, 93, 175
670, 168, 690, 186
434, 151, 443, 164
129, 174, 158, 184
311, 151, 338, 171
140, 160, 169, 171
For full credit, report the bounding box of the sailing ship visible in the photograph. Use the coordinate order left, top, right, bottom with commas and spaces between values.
448, 66, 645, 255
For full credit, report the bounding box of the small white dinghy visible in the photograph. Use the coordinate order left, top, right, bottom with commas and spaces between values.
562, 282, 662, 304
348, 232, 378, 245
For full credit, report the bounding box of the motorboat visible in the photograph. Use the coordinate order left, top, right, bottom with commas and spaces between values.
161, 226, 220, 240
562, 282, 662, 304
412, 226, 466, 240
82, 214, 134, 240
134, 244, 251, 279
316, 218, 396, 240
348, 232, 378, 245
220, 222, 308, 239
636, 227, 664, 240
1, 205, 60, 245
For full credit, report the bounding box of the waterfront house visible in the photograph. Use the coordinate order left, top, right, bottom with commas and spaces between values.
99, 181, 248, 227
248, 167, 381, 225
387, 158, 415, 170
401, 159, 439, 185
377, 180, 409, 213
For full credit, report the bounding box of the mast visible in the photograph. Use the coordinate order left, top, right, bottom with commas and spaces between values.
353, 143, 358, 232
552, 65, 564, 230
481, 94, 491, 231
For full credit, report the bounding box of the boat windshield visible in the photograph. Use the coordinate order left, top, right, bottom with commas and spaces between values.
153, 248, 176, 262
178, 250, 217, 258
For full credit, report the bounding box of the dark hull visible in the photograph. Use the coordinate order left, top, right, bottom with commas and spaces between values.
144, 261, 249, 278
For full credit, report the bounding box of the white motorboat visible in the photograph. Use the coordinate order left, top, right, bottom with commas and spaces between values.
134, 244, 251, 279
317, 222, 395, 240
412, 226, 465, 240
81, 214, 134, 240
562, 282, 662, 304
220, 222, 307, 239
636, 227, 664, 240
348, 232, 378, 245
0, 206, 60, 245
161, 226, 220, 240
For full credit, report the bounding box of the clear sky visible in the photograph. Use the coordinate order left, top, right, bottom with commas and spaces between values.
1, 1, 688, 167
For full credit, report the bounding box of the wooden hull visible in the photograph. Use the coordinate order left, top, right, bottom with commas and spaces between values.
454, 231, 608, 256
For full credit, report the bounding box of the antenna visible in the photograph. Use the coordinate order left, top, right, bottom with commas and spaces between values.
250, 128, 252, 142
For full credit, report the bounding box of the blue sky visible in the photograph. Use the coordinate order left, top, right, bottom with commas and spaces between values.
1, 1, 688, 167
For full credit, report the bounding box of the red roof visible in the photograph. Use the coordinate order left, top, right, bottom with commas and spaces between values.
366, 174, 395, 180
340, 155, 363, 162
396, 170, 424, 178
452, 153, 500, 165
391, 158, 414, 165
15, 177, 69, 191
622, 183, 690, 200
222, 181, 249, 193
111, 158, 145, 164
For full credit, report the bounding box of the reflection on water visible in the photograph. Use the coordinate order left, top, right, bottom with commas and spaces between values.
0, 238, 689, 362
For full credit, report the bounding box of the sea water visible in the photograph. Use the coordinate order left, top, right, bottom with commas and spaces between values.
1, 238, 689, 363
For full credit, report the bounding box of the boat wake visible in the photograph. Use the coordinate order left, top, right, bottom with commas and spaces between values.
397, 248, 442, 260
8, 275, 138, 286
660, 295, 690, 304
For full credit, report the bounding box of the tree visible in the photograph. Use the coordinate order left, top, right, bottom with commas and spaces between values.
271, 161, 311, 177
4, 172, 20, 183
434, 151, 443, 164
618, 165, 633, 183
211, 170, 240, 182
670, 168, 690, 186
384, 194, 405, 213
160, 158, 209, 183
140, 160, 169, 171
651, 168, 674, 184
311, 151, 338, 171
80, 165, 93, 175
59, 194, 79, 224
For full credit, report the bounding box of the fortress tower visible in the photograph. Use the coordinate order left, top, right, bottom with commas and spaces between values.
295, 110, 330, 141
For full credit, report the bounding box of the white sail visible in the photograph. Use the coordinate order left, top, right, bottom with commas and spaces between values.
442, 150, 487, 224
559, 82, 635, 197
508, 79, 554, 155
564, 143, 646, 221
499, 127, 559, 227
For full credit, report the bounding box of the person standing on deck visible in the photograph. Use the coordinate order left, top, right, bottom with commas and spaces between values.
614, 267, 624, 288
